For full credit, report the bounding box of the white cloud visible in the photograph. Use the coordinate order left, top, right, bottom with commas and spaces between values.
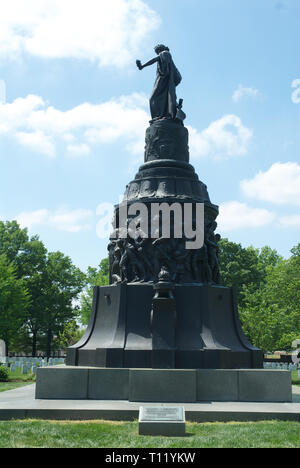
291, 79, 300, 104
217, 201, 275, 232
16, 209, 49, 230
188, 114, 252, 160
232, 84, 260, 102
67, 143, 91, 157
241, 162, 300, 206
0, 95, 44, 135
17, 208, 93, 232
0, 92, 149, 157
48, 209, 93, 232
0, 0, 161, 67
15, 130, 55, 157
0, 80, 6, 104
0, 94, 252, 162
278, 214, 300, 228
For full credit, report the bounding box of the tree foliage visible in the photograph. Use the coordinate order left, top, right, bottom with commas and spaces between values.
79, 258, 109, 325
239, 244, 300, 352
57, 320, 85, 351
218, 239, 282, 305
0, 218, 299, 356
0, 254, 30, 354
0, 221, 85, 356
41, 251, 85, 357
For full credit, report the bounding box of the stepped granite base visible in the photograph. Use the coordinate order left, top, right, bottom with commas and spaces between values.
35, 367, 292, 403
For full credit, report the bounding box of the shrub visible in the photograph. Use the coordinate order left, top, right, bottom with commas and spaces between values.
0, 366, 9, 382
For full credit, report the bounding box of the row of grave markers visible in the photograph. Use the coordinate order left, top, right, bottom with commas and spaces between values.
0, 357, 65, 375
263, 362, 299, 371
1, 359, 298, 371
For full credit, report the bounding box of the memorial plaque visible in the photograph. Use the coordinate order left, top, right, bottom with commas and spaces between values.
139, 406, 185, 436
140, 406, 184, 422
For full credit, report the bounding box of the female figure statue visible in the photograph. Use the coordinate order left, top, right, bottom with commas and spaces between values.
136, 44, 183, 121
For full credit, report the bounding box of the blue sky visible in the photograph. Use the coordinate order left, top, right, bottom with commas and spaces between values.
0, 0, 299, 272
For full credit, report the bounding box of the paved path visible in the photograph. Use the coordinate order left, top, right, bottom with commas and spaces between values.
0, 384, 299, 421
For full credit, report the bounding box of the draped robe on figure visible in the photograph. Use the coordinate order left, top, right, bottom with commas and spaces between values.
150, 50, 182, 121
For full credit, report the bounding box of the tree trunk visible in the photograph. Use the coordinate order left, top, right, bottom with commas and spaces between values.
46, 328, 52, 359
32, 330, 37, 357
3, 333, 9, 356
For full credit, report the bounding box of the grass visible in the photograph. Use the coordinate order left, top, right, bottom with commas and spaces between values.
292, 370, 300, 386
8, 368, 36, 381
0, 419, 299, 448
0, 381, 34, 393
0, 367, 36, 392
0, 368, 299, 448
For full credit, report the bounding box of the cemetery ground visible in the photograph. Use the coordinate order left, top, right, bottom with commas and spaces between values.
0, 368, 35, 393
0, 419, 299, 448
0, 369, 299, 448
0, 363, 299, 448
292, 370, 300, 386
0, 357, 64, 392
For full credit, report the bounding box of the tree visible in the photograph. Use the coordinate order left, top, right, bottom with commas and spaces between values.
57, 320, 85, 352
17, 237, 48, 356
0, 254, 30, 354
239, 244, 300, 352
79, 258, 109, 326
218, 238, 281, 306
41, 251, 86, 358
0, 221, 28, 265
0, 221, 50, 355
0, 220, 87, 356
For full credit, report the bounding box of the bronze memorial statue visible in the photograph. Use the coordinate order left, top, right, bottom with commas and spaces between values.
136, 44, 185, 122
66, 44, 263, 371
36, 45, 292, 405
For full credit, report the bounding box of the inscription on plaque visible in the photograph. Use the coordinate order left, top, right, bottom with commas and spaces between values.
139, 406, 186, 436
139, 406, 184, 422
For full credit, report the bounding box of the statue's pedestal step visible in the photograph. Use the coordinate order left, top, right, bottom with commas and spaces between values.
35, 367, 292, 403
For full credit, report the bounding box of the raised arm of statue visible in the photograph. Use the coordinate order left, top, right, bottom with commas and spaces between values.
136, 56, 159, 70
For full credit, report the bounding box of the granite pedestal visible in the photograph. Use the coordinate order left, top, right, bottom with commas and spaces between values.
35, 367, 292, 403
66, 283, 263, 370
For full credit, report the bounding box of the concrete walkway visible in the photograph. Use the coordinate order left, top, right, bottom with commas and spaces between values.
0, 384, 299, 422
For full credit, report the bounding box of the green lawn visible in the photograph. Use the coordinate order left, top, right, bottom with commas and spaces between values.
292, 370, 300, 386
0, 368, 299, 448
0, 420, 299, 448
0, 381, 34, 393
0, 367, 36, 392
